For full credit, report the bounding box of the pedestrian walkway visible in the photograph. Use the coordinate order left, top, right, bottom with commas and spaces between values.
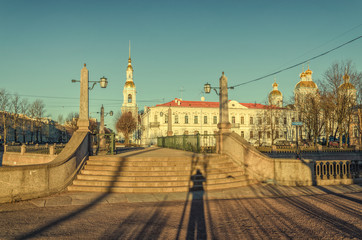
1, 182, 361, 211
1, 147, 361, 211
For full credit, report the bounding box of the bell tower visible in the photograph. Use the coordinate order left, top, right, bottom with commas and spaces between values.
121, 41, 138, 117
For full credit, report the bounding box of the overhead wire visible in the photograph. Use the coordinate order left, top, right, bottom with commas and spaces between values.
230, 35, 362, 88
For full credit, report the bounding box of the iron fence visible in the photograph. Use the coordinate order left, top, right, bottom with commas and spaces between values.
5, 143, 66, 155
157, 134, 216, 153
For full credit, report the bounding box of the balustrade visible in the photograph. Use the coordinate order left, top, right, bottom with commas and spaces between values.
315, 160, 361, 180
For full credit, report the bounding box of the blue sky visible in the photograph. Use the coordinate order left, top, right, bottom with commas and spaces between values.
1, 0, 361, 130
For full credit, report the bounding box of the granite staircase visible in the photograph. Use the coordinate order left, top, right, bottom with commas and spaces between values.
68, 153, 252, 193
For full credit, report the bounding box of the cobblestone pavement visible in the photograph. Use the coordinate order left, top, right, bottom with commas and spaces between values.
0, 185, 361, 239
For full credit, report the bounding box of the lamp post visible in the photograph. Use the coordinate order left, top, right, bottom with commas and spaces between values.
97, 105, 113, 148
71, 64, 108, 132
204, 72, 233, 154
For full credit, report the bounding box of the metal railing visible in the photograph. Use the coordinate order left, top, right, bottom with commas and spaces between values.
90, 133, 116, 155
157, 134, 216, 153
5, 143, 65, 155
315, 160, 362, 181
256, 146, 358, 153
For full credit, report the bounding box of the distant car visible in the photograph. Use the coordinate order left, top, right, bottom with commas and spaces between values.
329, 141, 339, 147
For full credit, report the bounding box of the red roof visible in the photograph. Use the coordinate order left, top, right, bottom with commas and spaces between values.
155, 98, 270, 109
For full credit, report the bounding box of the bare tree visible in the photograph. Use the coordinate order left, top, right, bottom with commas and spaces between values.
0, 89, 10, 145
65, 112, 79, 135
319, 60, 361, 147
30, 99, 46, 143
19, 98, 29, 143
295, 92, 324, 146
116, 112, 137, 145
10, 94, 21, 142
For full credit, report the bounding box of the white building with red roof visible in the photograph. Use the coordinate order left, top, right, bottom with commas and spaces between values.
141, 98, 295, 146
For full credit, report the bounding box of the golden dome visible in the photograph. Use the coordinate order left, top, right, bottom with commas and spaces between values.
339, 82, 355, 90
295, 81, 317, 89
305, 67, 313, 75
125, 81, 135, 88
300, 72, 306, 78
272, 81, 278, 87
127, 65, 133, 70
269, 90, 282, 96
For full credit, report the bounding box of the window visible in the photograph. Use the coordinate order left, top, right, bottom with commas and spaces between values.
204, 131, 208, 135
250, 131, 253, 139
175, 115, 179, 124
284, 131, 287, 138
128, 94, 132, 103
284, 117, 287, 125
257, 117, 262, 125
185, 115, 189, 124
275, 130, 279, 139
165, 114, 168, 123
241, 131, 244, 138
204, 116, 208, 124
240, 116, 244, 124
292, 117, 295, 123
258, 131, 262, 139
267, 117, 271, 125
232, 116, 236, 124
213, 116, 217, 124
194, 131, 199, 135
275, 117, 279, 125
250, 117, 253, 125
194, 116, 198, 124
354, 127, 358, 137
184, 131, 189, 135
267, 131, 271, 139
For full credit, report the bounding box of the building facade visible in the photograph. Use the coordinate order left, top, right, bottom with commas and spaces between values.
141, 98, 295, 146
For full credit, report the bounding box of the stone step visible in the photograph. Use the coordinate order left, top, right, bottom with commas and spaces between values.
86, 161, 234, 168
76, 171, 245, 181
83, 163, 236, 172
86, 159, 232, 167
80, 167, 244, 177
73, 175, 247, 187
88, 155, 225, 162
68, 179, 251, 193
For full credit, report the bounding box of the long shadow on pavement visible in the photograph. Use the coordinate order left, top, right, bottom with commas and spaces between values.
16, 147, 161, 240
261, 184, 362, 239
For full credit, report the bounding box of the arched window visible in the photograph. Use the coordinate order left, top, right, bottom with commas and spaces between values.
128, 94, 132, 103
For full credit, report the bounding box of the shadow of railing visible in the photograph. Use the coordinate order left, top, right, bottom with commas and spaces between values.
15, 147, 161, 240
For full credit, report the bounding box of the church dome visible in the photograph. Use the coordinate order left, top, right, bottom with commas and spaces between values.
125, 81, 135, 88
339, 82, 356, 90
305, 67, 313, 75
339, 73, 355, 90
295, 81, 318, 89
269, 90, 282, 96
